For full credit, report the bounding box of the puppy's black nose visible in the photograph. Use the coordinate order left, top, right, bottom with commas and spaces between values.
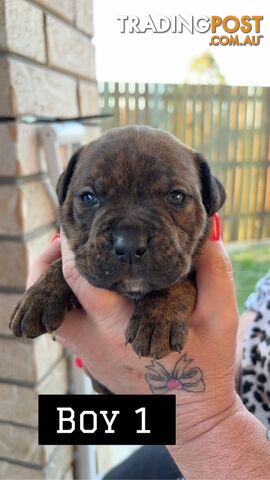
112, 227, 148, 264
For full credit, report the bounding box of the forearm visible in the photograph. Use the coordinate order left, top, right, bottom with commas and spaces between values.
168, 395, 270, 480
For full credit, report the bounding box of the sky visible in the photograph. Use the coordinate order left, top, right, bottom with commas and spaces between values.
93, 0, 270, 86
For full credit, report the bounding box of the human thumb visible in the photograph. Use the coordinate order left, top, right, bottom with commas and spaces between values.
192, 214, 238, 333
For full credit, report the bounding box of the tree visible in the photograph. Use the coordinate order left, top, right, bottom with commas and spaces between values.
186, 51, 226, 84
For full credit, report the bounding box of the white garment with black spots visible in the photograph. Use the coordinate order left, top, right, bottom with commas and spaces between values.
240, 271, 270, 427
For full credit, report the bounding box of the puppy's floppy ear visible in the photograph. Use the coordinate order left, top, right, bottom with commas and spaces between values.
56, 147, 83, 206
195, 153, 226, 216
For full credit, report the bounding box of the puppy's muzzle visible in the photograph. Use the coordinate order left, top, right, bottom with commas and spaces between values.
112, 225, 149, 264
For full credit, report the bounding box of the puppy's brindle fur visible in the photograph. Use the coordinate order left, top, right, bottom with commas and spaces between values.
10, 126, 225, 375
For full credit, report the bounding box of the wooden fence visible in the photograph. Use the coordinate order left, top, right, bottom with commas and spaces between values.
98, 82, 270, 243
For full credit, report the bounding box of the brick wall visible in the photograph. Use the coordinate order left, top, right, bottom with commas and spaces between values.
0, 0, 99, 478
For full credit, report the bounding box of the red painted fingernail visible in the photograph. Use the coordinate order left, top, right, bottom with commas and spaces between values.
51, 232, 60, 243
210, 213, 221, 241
75, 356, 84, 369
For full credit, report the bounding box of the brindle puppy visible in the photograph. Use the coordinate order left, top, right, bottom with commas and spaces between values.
10, 126, 225, 361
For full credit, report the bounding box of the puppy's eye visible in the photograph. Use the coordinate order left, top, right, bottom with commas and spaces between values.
168, 190, 186, 205
80, 192, 98, 206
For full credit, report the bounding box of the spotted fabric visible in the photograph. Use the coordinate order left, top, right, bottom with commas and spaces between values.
240, 271, 270, 427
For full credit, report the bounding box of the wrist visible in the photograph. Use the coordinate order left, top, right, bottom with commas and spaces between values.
168, 396, 270, 480
173, 389, 240, 446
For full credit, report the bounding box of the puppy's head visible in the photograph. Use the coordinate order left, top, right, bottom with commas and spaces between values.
57, 126, 225, 298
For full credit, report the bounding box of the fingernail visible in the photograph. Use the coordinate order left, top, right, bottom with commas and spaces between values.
51, 232, 60, 243
75, 356, 84, 369
210, 213, 221, 241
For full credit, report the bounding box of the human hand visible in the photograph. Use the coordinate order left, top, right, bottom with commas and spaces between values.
27, 214, 240, 443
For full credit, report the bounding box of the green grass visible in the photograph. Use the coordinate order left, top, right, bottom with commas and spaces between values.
229, 245, 270, 312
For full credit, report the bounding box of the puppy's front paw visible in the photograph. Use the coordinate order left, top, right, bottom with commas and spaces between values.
125, 313, 188, 359
10, 285, 65, 338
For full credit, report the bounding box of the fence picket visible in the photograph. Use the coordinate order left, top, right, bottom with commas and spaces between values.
99, 82, 270, 242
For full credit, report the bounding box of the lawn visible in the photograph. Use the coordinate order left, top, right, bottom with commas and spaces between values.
228, 243, 270, 312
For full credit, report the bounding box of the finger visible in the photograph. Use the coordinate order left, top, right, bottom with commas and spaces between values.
191, 214, 238, 331
60, 231, 133, 324
55, 309, 88, 353
27, 237, 61, 287
196, 239, 236, 306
